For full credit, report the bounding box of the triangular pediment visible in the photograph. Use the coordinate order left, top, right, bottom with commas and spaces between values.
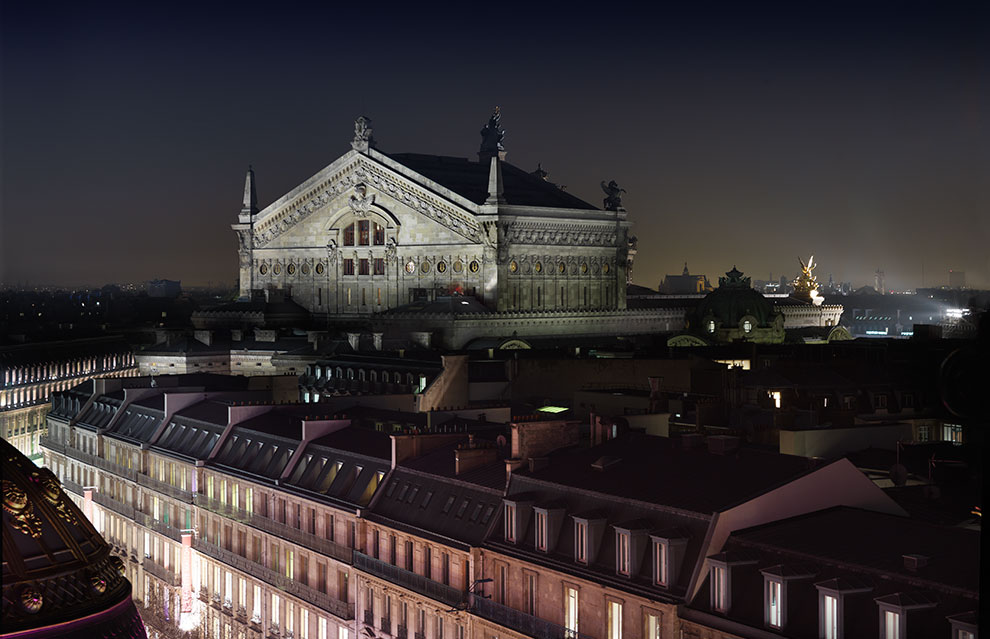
250, 150, 485, 248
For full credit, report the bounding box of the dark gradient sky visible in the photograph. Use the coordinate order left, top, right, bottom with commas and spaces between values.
2, 1, 988, 290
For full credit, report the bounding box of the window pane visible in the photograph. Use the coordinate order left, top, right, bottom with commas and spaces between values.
343, 224, 354, 246
358, 220, 370, 245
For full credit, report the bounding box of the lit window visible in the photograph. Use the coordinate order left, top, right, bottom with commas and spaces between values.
822, 594, 838, 639
616, 531, 630, 575
711, 565, 727, 612
767, 579, 782, 628
535, 511, 548, 551
564, 587, 579, 638
574, 521, 588, 563
646, 613, 662, 639
882, 610, 899, 639
652, 540, 667, 586
707, 320, 716, 333
503, 503, 516, 542
373, 223, 385, 246
742, 320, 752, 333
607, 600, 622, 639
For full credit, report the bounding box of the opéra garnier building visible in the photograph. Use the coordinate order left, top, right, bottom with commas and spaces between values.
234, 110, 635, 317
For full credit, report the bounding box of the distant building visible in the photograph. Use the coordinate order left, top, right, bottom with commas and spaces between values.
0, 336, 137, 462
147, 279, 182, 297
658, 263, 713, 294
948, 269, 966, 288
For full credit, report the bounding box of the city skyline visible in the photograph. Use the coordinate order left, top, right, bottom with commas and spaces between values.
2, 2, 988, 290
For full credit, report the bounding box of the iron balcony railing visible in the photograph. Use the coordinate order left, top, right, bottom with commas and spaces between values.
194, 495, 353, 564
39, 435, 66, 455
137, 473, 194, 503
193, 537, 354, 621
353, 552, 464, 608
63, 477, 83, 495
60, 444, 138, 482
143, 556, 180, 587
92, 490, 136, 520
469, 594, 594, 639
134, 510, 185, 543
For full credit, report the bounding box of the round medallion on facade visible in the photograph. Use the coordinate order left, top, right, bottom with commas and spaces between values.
602, 263, 610, 274
259, 264, 268, 275
315, 263, 325, 275
421, 261, 431, 273
19, 586, 43, 614
301, 263, 310, 275
453, 260, 463, 273
287, 263, 296, 275
437, 261, 447, 273
469, 260, 480, 273
509, 260, 518, 273
581, 263, 589, 274
558, 262, 566, 274
534, 261, 542, 273
405, 260, 416, 274
273, 263, 281, 275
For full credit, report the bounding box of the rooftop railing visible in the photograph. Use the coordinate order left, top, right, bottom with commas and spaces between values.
469, 594, 593, 639
193, 537, 354, 621
194, 495, 352, 564
354, 552, 463, 608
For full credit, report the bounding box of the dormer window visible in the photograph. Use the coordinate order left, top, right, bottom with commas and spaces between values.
574, 520, 588, 563
652, 539, 667, 586
815, 577, 873, 639
535, 510, 548, 551
616, 531, 631, 575
874, 591, 937, 639
767, 579, 782, 628
711, 565, 728, 612
504, 503, 516, 542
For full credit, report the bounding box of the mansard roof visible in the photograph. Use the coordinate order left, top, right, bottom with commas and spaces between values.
388, 153, 599, 211
367, 467, 503, 549
514, 434, 816, 514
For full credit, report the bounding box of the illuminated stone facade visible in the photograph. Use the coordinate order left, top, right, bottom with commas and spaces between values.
234, 116, 635, 318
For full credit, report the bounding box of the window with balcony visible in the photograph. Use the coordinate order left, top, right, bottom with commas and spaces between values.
359, 259, 370, 275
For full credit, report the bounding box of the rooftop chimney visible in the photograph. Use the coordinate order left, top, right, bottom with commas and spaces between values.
903, 554, 929, 571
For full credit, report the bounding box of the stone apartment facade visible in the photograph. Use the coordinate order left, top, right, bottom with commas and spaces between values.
36, 373, 973, 639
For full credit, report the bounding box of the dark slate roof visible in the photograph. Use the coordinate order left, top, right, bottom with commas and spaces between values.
730, 506, 980, 593
153, 400, 232, 461
106, 403, 165, 444
367, 469, 503, 548
518, 434, 817, 513
211, 426, 297, 480
382, 295, 493, 315
389, 153, 599, 210
73, 394, 123, 430
687, 506, 980, 638
400, 440, 509, 491
285, 430, 393, 506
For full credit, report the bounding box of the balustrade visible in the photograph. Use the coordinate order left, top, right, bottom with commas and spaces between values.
142, 556, 180, 587
354, 552, 463, 608
469, 594, 594, 639
193, 537, 354, 621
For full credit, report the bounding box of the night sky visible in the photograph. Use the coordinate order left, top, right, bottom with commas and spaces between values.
2, 2, 987, 290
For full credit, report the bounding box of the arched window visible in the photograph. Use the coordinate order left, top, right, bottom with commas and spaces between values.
347, 369, 354, 380
336, 367, 343, 379
370, 370, 378, 383
382, 372, 390, 383
406, 373, 414, 386
358, 369, 366, 382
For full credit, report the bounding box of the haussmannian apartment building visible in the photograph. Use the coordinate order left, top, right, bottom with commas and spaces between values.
38, 374, 979, 639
